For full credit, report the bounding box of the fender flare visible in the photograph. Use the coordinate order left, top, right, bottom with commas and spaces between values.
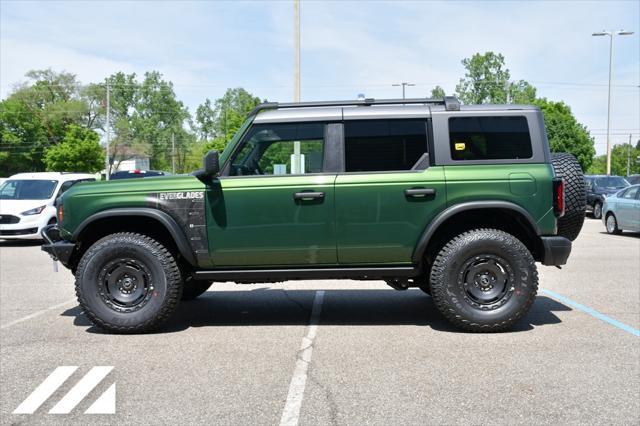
72, 208, 196, 265
411, 201, 542, 263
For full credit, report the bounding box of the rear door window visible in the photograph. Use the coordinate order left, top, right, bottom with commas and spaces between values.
448, 116, 532, 161
344, 119, 427, 172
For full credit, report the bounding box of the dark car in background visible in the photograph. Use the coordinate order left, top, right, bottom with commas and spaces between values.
109, 170, 168, 180
626, 175, 640, 185
585, 175, 630, 219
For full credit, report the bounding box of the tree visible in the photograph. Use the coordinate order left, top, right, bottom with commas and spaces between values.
195, 98, 216, 140
455, 52, 536, 104
86, 72, 145, 174
0, 69, 94, 175
201, 88, 262, 155
131, 71, 191, 171
43, 125, 104, 172
534, 98, 596, 171
587, 142, 640, 176
430, 86, 446, 98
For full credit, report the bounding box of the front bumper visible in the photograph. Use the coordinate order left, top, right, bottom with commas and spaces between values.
41, 225, 76, 267
540, 236, 572, 266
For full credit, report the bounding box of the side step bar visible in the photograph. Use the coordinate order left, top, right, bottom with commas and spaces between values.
193, 266, 420, 281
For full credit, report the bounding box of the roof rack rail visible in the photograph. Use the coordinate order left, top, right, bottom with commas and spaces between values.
248, 96, 461, 116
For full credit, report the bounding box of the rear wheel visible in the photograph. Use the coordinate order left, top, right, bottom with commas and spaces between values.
75, 233, 182, 333
593, 202, 603, 219
550, 153, 586, 240
605, 213, 621, 234
430, 229, 538, 332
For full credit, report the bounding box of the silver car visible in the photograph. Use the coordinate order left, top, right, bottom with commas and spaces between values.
602, 184, 640, 234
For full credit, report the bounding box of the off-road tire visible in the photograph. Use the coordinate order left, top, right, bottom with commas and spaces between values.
430, 229, 538, 332
605, 213, 621, 235
182, 279, 213, 301
550, 153, 586, 240
75, 232, 182, 333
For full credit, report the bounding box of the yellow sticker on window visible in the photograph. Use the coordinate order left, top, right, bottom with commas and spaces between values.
454, 142, 466, 151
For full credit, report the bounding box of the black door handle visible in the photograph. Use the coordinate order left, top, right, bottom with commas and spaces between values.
405, 188, 436, 198
293, 191, 325, 201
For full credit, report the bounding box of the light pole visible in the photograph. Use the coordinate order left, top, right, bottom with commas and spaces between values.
392, 82, 415, 99
592, 29, 634, 175
104, 81, 111, 180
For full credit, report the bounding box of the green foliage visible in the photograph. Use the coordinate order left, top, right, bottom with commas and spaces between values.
197, 88, 262, 155
455, 52, 536, 104
195, 98, 216, 140
430, 86, 446, 98
587, 142, 640, 176
43, 125, 104, 172
533, 98, 596, 171
0, 69, 99, 175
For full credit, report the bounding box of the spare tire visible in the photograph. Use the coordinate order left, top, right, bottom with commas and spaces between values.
551, 153, 586, 241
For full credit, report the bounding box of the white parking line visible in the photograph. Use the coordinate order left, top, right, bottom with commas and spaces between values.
0, 298, 76, 329
280, 290, 325, 426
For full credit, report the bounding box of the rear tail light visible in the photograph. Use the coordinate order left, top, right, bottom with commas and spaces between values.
553, 178, 565, 217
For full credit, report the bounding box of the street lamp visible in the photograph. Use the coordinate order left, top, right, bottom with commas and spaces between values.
592, 29, 634, 175
392, 82, 415, 99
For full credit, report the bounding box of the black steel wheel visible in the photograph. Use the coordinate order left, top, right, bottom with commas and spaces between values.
98, 258, 154, 312
75, 233, 182, 333
430, 228, 538, 332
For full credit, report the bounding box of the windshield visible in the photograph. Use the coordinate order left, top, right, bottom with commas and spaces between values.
0, 179, 58, 200
594, 177, 630, 189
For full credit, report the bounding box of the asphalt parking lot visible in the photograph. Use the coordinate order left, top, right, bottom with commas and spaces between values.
1, 218, 638, 425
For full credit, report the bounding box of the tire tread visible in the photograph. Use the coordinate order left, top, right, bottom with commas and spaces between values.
75, 232, 182, 334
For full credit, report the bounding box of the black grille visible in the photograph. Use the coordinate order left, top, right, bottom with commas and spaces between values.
0, 227, 38, 236
0, 215, 20, 224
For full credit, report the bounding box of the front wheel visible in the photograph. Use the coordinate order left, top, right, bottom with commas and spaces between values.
429, 229, 538, 332
605, 214, 621, 234
75, 233, 183, 333
593, 202, 603, 219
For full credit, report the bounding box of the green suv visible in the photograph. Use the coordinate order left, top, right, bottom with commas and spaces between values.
42, 97, 586, 333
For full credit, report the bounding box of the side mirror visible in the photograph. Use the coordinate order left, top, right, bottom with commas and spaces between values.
194, 150, 219, 180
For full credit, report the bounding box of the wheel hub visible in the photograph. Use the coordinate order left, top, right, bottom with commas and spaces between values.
98, 259, 153, 312
460, 255, 512, 305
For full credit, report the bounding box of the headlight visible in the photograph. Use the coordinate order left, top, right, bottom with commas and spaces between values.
21, 205, 46, 216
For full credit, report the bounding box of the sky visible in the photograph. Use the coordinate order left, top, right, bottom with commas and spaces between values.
1, 0, 638, 155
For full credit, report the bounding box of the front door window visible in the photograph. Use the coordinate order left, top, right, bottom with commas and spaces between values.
229, 123, 325, 176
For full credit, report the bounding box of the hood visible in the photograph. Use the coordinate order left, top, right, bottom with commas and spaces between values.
61, 175, 203, 198
0, 199, 50, 215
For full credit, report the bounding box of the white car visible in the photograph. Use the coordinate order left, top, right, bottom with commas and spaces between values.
0, 172, 96, 240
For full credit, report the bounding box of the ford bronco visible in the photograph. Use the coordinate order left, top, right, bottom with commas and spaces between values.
42, 96, 586, 333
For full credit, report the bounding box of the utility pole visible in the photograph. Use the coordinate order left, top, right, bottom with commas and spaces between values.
627, 133, 632, 176
171, 132, 176, 174
392, 82, 415, 99
105, 82, 111, 180
592, 29, 634, 175
293, 0, 300, 103
293, 0, 301, 174
505, 80, 512, 104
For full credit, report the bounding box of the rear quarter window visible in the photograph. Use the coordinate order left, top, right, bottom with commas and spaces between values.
449, 116, 532, 161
